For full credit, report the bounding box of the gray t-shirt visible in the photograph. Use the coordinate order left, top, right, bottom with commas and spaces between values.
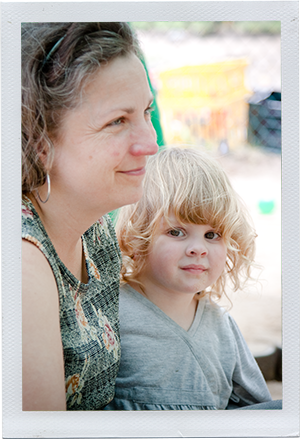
105, 283, 272, 410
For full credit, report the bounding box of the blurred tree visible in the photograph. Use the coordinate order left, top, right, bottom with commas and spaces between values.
130, 21, 280, 36
140, 56, 165, 149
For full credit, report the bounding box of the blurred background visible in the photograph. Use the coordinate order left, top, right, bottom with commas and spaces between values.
130, 21, 282, 399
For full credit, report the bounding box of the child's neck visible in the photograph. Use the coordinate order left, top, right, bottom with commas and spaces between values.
128, 280, 198, 331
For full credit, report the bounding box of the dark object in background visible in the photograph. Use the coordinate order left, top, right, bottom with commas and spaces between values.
248, 91, 281, 152
255, 346, 282, 381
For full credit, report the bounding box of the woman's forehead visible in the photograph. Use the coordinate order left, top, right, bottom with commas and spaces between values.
56, 53, 153, 134
84, 53, 151, 102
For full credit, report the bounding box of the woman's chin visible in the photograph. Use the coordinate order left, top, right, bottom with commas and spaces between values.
122, 186, 144, 207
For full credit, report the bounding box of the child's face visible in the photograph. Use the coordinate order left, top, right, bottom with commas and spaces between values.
140, 213, 227, 296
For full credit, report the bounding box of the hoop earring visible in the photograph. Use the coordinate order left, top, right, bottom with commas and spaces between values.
36, 173, 51, 204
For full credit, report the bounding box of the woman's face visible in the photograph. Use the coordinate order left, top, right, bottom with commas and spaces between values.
50, 53, 158, 217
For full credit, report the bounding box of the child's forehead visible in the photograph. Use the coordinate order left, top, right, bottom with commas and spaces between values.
159, 213, 212, 229
158, 213, 183, 228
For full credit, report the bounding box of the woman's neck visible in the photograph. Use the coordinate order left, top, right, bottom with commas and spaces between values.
27, 192, 92, 283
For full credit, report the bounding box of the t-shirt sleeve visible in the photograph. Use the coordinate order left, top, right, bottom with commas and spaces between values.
226, 315, 272, 408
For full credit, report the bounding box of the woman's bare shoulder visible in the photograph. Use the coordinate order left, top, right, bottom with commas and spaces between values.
22, 239, 66, 410
22, 237, 54, 277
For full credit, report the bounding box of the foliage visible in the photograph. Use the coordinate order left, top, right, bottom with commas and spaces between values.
130, 21, 281, 36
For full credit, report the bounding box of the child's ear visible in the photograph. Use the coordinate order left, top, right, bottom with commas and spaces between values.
132, 252, 143, 261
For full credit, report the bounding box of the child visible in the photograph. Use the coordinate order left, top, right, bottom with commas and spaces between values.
106, 147, 278, 411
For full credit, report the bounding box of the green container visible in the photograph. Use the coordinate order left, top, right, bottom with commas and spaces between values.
258, 199, 275, 215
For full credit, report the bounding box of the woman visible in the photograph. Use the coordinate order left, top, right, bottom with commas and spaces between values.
22, 22, 158, 411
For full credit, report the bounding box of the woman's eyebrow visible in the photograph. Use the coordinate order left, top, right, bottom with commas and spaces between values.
115, 96, 154, 115
148, 95, 154, 105
118, 107, 135, 114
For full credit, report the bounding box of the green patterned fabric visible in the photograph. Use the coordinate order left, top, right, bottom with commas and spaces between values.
22, 196, 122, 410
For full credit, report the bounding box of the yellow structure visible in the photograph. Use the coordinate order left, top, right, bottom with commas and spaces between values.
157, 59, 252, 149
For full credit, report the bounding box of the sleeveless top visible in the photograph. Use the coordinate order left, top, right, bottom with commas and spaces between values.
22, 196, 122, 410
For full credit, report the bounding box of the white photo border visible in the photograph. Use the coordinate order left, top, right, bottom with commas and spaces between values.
2, 1, 299, 437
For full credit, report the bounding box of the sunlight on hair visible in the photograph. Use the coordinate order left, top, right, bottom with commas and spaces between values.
116, 146, 259, 303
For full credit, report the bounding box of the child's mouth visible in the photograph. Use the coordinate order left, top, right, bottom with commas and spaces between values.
181, 265, 207, 274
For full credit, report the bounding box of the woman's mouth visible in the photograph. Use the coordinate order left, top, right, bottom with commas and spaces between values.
118, 167, 146, 176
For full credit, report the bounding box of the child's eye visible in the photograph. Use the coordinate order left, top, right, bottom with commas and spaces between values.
205, 231, 221, 240
167, 229, 185, 237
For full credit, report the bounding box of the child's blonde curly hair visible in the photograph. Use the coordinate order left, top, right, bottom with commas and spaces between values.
116, 147, 257, 301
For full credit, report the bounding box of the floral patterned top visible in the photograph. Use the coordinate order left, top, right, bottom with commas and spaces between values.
22, 196, 122, 410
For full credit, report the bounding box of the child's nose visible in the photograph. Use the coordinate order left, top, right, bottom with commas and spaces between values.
186, 242, 208, 257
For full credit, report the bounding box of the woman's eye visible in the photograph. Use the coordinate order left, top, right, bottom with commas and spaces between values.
108, 117, 125, 127
205, 231, 221, 240
145, 106, 154, 117
168, 229, 184, 237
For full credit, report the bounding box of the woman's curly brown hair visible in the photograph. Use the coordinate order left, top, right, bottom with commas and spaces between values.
22, 22, 140, 194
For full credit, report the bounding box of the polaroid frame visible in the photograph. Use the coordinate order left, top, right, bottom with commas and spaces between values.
2, 1, 299, 437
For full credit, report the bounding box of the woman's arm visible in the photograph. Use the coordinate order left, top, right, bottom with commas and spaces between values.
22, 239, 66, 411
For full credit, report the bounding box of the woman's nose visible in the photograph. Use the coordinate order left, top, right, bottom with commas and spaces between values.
130, 121, 158, 157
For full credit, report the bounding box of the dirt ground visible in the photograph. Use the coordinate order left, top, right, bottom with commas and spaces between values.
217, 148, 281, 352
217, 147, 282, 399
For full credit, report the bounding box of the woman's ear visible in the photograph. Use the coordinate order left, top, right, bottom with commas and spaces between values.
36, 142, 49, 167
36, 137, 55, 172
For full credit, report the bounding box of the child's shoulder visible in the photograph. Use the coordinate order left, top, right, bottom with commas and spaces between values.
202, 296, 227, 314
119, 283, 145, 309
120, 282, 136, 296
200, 296, 235, 329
